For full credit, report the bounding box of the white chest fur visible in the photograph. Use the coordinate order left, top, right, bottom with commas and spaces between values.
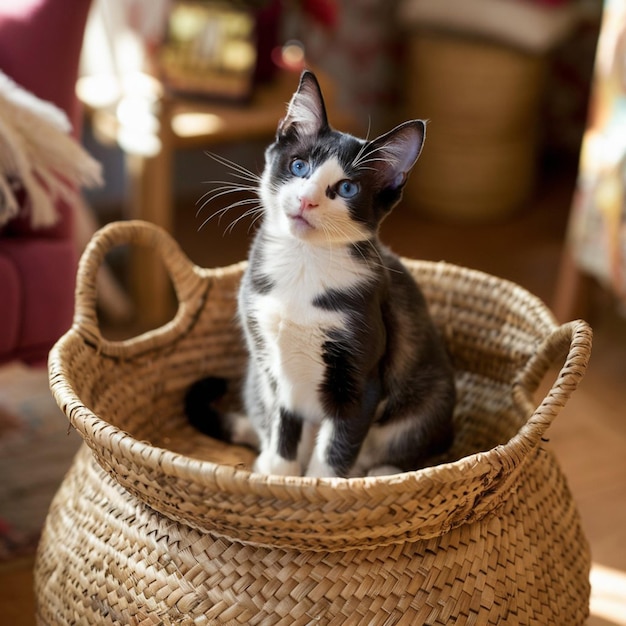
250, 237, 370, 421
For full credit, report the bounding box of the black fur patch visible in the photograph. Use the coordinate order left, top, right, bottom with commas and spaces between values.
324, 383, 379, 475
320, 333, 360, 411
349, 241, 378, 265
247, 238, 275, 295
250, 269, 275, 295
184, 377, 230, 440
277, 408, 303, 461
246, 315, 265, 354
312, 282, 372, 313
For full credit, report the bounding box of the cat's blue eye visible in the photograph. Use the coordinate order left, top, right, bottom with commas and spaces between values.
337, 180, 359, 199
290, 158, 310, 177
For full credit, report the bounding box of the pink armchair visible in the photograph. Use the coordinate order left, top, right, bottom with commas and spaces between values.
0, 203, 77, 366
0, 0, 93, 366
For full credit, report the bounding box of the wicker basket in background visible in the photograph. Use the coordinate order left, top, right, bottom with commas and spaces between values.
35, 220, 592, 625
403, 32, 548, 222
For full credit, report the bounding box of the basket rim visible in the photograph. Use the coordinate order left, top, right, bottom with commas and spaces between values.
48, 257, 586, 500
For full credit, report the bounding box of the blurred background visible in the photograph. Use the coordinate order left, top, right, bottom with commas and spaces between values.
81, 0, 600, 228
1, 0, 625, 624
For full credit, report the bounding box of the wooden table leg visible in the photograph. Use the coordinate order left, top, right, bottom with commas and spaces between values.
553, 245, 592, 323
126, 138, 176, 329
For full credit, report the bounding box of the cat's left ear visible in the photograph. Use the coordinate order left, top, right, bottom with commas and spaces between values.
278, 70, 328, 137
368, 120, 426, 189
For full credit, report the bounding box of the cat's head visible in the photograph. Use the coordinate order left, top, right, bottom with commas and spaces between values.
260, 70, 425, 245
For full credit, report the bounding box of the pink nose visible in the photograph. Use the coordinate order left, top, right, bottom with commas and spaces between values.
299, 197, 319, 212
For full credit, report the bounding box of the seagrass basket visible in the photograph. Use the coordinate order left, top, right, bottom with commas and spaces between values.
36, 220, 592, 625
403, 33, 546, 221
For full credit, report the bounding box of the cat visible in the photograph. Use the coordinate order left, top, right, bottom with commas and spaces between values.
185, 70, 456, 478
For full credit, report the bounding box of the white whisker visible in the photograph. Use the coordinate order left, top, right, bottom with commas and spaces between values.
198, 198, 262, 231
353, 142, 400, 170
195, 185, 257, 217
319, 222, 337, 266
355, 156, 389, 165
195, 153, 264, 233
200, 181, 258, 193
318, 220, 401, 279
204, 151, 261, 182
248, 210, 264, 234
225, 206, 264, 234
350, 118, 372, 169
353, 155, 393, 169
362, 239, 403, 275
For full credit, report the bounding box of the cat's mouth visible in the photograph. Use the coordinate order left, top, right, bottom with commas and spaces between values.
288, 212, 316, 233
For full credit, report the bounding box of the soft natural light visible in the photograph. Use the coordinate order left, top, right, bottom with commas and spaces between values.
116, 96, 159, 135
282, 40, 306, 68
590, 563, 626, 625
117, 126, 161, 157
171, 112, 225, 137
75, 74, 121, 109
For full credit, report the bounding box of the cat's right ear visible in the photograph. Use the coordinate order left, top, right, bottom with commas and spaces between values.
368, 120, 426, 190
277, 71, 328, 138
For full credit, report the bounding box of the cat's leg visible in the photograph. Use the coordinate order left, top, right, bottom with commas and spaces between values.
227, 412, 260, 448
297, 419, 317, 471
304, 420, 336, 478
306, 375, 382, 478
366, 465, 402, 477
354, 420, 410, 476
242, 361, 271, 451
354, 409, 452, 476
305, 417, 370, 478
347, 421, 397, 477
253, 407, 303, 476
254, 416, 316, 474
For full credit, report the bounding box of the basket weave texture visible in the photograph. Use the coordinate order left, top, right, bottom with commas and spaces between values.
36, 220, 592, 625
403, 33, 546, 221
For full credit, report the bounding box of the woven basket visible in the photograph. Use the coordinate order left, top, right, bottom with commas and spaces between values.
36, 220, 592, 625
403, 33, 547, 221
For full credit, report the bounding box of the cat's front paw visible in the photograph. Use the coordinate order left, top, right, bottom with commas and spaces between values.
253, 451, 301, 476
304, 456, 338, 479
367, 465, 403, 477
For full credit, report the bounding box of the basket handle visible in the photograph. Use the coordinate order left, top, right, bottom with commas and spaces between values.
513, 319, 592, 435
73, 220, 208, 355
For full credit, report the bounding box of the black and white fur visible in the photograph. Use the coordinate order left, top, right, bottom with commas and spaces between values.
186, 71, 455, 478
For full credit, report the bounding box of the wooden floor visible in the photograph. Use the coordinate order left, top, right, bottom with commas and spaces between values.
1, 163, 625, 624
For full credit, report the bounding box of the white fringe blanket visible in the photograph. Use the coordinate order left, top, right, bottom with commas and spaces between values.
0, 70, 102, 229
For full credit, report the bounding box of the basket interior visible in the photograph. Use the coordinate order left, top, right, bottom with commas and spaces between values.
58, 260, 556, 473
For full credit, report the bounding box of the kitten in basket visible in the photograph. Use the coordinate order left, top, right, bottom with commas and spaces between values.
185, 70, 456, 478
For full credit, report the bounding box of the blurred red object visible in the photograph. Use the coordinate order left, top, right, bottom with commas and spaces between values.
0, 0, 92, 366
302, 0, 338, 29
